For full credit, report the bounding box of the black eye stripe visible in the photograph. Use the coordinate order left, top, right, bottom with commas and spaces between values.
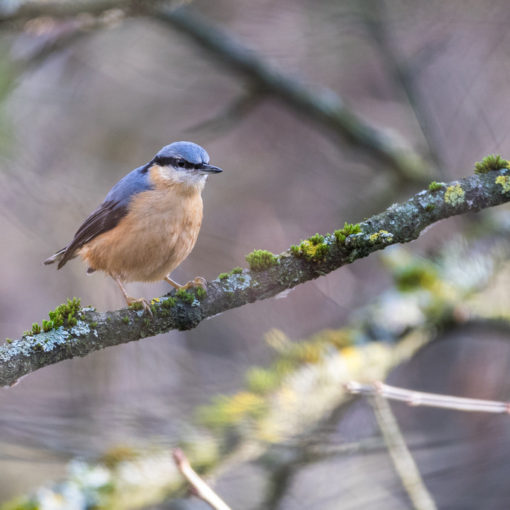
153, 156, 202, 170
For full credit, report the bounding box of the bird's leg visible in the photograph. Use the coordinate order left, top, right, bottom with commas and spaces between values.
113, 276, 152, 316
165, 275, 207, 291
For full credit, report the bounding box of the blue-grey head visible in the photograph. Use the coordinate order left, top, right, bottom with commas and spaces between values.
152, 141, 222, 177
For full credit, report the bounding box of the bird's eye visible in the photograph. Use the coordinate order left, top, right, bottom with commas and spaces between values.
177, 160, 186, 168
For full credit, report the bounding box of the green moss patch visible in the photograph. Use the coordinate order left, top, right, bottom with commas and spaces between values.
334, 222, 362, 244
290, 233, 330, 262
25, 297, 81, 336
474, 154, 510, 174
428, 181, 444, 192
245, 249, 279, 271
195, 287, 207, 300
176, 288, 195, 304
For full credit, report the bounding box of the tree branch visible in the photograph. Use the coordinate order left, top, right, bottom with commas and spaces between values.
369, 394, 438, 510
173, 448, 232, 510
348, 381, 510, 414
2, 168, 510, 387
184, 90, 262, 137
0, 0, 174, 24
360, 0, 444, 176
154, 7, 430, 183
4, 2, 430, 183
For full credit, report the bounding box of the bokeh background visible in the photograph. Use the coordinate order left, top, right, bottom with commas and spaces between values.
2, 1, 510, 508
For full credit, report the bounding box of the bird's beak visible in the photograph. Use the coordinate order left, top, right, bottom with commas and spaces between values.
200, 163, 223, 174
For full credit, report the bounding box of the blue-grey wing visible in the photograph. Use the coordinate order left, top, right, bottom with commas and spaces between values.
52, 164, 153, 269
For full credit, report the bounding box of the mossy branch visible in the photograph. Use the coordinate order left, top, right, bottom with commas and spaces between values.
2, 168, 510, 387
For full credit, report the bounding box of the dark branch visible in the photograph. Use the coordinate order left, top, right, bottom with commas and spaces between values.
4, 2, 429, 184
154, 7, 431, 184
0, 0, 172, 24
360, 0, 444, 176
184, 90, 262, 137
1, 169, 510, 387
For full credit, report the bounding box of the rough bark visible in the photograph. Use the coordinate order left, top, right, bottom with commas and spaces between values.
1, 169, 509, 387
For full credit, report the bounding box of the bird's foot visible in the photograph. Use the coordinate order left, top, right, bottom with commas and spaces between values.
165, 276, 207, 291
127, 296, 153, 316
181, 276, 207, 291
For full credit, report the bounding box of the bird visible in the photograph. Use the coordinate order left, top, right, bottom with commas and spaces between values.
44, 141, 222, 313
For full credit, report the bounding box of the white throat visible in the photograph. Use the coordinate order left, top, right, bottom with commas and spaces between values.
158, 165, 207, 191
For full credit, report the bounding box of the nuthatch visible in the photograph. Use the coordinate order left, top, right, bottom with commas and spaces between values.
44, 141, 222, 313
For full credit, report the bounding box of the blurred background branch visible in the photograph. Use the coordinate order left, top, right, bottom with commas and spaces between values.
184, 88, 262, 138
369, 393, 438, 510
2, 1, 433, 184
157, 7, 431, 184
358, 0, 445, 176
349, 382, 510, 414
0, 0, 176, 24
173, 448, 232, 510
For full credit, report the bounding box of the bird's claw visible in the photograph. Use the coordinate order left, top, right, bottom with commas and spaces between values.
182, 276, 207, 291
191, 276, 207, 290
127, 297, 153, 317
165, 275, 207, 292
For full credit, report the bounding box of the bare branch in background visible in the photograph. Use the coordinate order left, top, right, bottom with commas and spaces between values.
348, 381, 510, 414
1, 168, 510, 386
0, 0, 186, 88
369, 394, 438, 510
0, 0, 177, 24
1, 330, 428, 509
359, 0, 444, 175
3, 2, 432, 183
155, 7, 432, 184
173, 448, 232, 510
11, 19, 104, 77
185, 89, 262, 137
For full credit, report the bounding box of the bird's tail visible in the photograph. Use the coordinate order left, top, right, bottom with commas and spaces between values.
43, 247, 68, 268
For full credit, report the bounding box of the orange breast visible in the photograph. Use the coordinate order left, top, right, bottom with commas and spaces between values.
79, 183, 203, 282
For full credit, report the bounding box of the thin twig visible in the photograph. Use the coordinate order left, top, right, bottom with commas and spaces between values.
369, 394, 438, 510
347, 381, 510, 414
173, 448, 232, 510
